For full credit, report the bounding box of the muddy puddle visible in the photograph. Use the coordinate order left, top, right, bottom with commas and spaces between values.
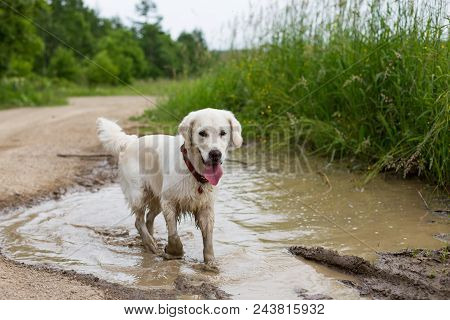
0, 155, 448, 299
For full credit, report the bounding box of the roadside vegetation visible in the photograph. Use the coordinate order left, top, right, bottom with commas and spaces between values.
145, 0, 449, 187
0, 0, 447, 187
0, 77, 190, 109
0, 0, 209, 108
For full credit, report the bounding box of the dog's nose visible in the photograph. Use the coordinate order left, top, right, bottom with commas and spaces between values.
208, 150, 222, 163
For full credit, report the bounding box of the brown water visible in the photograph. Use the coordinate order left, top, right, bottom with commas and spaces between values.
0, 158, 448, 299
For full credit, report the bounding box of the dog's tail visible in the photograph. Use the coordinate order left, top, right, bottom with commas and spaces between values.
96, 118, 137, 155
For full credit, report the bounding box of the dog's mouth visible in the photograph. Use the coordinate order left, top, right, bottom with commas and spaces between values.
198, 148, 223, 186
203, 163, 223, 186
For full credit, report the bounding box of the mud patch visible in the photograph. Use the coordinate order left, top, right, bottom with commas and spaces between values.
434, 233, 450, 243
174, 276, 230, 300
0, 184, 363, 299
1, 155, 449, 299
0, 157, 230, 300
289, 246, 450, 299
0, 157, 118, 213
71, 225, 144, 247
0, 251, 227, 299
295, 288, 333, 300
1, 148, 448, 299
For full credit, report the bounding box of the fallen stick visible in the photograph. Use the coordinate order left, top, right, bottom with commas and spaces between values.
317, 170, 332, 194
57, 153, 113, 159
417, 190, 430, 210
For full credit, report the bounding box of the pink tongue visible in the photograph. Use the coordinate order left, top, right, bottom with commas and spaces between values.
203, 164, 223, 186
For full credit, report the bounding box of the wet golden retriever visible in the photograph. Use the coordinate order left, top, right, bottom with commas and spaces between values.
97, 109, 242, 268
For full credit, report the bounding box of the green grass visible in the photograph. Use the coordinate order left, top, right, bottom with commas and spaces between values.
144, 0, 449, 188
0, 77, 188, 110
58, 79, 188, 97
0, 76, 67, 108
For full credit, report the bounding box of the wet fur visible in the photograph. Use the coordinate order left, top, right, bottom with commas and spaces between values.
96, 109, 242, 266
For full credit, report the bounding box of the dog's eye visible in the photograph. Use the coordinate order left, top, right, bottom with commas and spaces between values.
220, 130, 227, 136
199, 130, 208, 137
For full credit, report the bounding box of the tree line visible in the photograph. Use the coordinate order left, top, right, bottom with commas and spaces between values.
0, 0, 212, 85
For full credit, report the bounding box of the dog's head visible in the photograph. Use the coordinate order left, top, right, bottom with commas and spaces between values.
178, 108, 242, 185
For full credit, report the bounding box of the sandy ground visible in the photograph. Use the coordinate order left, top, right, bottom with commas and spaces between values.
0, 96, 153, 210
0, 255, 107, 299
0, 96, 151, 299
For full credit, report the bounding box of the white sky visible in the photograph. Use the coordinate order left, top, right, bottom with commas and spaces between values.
83, 0, 287, 50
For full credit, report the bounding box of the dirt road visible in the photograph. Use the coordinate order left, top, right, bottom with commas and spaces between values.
0, 96, 151, 299
0, 96, 152, 209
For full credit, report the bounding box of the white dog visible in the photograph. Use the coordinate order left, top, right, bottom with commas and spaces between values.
96, 109, 242, 268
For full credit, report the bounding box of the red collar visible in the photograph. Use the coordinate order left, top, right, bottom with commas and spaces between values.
180, 144, 209, 186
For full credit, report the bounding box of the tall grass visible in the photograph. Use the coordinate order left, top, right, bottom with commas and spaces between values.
146, 0, 449, 187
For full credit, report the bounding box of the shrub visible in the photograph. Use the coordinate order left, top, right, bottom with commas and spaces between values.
7, 58, 33, 77
86, 51, 120, 85
97, 29, 148, 83
48, 47, 79, 81
0, 76, 66, 108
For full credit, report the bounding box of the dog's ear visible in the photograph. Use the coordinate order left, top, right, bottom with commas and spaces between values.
226, 111, 243, 149
178, 112, 196, 147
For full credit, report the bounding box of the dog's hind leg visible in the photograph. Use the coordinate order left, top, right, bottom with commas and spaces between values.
161, 201, 183, 259
143, 189, 161, 236
133, 206, 159, 254
145, 206, 160, 236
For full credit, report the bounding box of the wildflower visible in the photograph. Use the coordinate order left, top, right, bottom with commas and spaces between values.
289, 76, 308, 92
380, 93, 393, 104
343, 74, 363, 87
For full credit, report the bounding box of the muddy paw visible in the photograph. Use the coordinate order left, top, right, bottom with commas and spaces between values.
143, 243, 160, 255
203, 261, 220, 273
161, 252, 183, 260
165, 236, 184, 257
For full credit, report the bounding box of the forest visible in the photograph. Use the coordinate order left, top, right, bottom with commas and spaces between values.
0, 0, 211, 106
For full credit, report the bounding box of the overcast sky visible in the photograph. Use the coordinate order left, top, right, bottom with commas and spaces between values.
83, 0, 287, 50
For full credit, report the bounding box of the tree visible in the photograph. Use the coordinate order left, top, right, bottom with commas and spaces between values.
138, 23, 182, 78
96, 28, 147, 83
135, 0, 160, 23
0, 0, 211, 84
86, 50, 119, 85
48, 46, 79, 80
0, 0, 45, 77
177, 30, 209, 75
35, 0, 100, 74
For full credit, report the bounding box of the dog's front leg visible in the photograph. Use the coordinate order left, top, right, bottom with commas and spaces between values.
161, 201, 184, 259
197, 207, 216, 268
